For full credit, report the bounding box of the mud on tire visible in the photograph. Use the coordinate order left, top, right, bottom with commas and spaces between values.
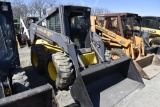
31, 44, 47, 73
11, 68, 30, 93
105, 49, 111, 62
52, 52, 75, 89
21, 34, 28, 45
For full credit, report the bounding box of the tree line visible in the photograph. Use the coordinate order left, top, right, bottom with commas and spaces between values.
11, 0, 110, 18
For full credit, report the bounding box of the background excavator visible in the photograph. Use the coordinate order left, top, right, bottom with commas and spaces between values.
29, 5, 144, 107
91, 13, 160, 79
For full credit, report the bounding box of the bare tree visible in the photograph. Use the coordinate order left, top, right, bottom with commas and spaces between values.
12, 0, 28, 17
91, 7, 110, 15
29, 0, 46, 17
46, 0, 57, 7
27, 3, 35, 16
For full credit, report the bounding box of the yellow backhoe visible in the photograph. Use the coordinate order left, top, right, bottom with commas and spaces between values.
91, 13, 160, 79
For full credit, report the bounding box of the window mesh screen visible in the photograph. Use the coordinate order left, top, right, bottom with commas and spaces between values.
48, 14, 61, 33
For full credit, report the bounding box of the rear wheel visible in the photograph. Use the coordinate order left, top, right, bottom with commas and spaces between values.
150, 37, 160, 46
21, 34, 28, 45
111, 49, 125, 60
31, 44, 47, 73
11, 68, 30, 93
45, 52, 75, 89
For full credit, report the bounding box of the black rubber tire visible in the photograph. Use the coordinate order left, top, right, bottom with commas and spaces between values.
31, 44, 47, 73
45, 54, 56, 88
150, 37, 160, 46
105, 49, 111, 62
21, 34, 28, 45
11, 68, 30, 93
110, 49, 126, 59
46, 52, 75, 89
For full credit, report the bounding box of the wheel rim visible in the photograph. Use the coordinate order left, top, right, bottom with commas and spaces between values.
111, 54, 120, 60
32, 52, 38, 67
48, 62, 57, 80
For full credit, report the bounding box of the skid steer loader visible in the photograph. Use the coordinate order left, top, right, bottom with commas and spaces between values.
91, 13, 160, 79
141, 16, 160, 58
30, 5, 144, 106
0, 2, 54, 107
141, 16, 160, 46
140, 30, 160, 59
14, 17, 38, 47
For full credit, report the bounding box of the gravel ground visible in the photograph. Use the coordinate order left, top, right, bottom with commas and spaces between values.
126, 76, 160, 107
18, 47, 48, 88
18, 47, 160, 107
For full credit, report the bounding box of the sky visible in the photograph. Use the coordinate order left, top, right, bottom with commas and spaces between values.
9, 0, 160, 16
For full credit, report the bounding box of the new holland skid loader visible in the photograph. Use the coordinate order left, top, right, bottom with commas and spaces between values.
0, 2, 54, 107
30, 5, 144, 106
91, 13, 160, 79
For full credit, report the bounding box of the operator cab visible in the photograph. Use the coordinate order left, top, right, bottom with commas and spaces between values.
66, 6, 91, 49
121, 14, 141, 37
142, 16, 160, 30
41, 6, 91, 50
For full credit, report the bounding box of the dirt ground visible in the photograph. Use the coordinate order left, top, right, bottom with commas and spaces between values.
126, 77, 160, 107
18, 47, 48, 88
18, 47, 160, 107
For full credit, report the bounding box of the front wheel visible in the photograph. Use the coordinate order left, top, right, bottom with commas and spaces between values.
150, 37, 160, 46
21, 34, 28, 45
111, 49, 126, 60
45, 52, 75, 89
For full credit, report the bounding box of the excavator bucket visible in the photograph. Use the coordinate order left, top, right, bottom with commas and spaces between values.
71, 56, 144, 107
134, 54, 160, 79
0, 84, 54, 107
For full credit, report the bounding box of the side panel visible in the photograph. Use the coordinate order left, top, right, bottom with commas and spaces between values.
0, 2, 20, 73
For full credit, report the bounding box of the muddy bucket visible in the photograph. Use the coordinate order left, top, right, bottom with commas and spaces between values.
135, 54, 160, 79
71, 57, 144, 107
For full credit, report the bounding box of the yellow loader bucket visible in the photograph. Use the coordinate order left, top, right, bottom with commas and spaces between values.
134, 54, 160, 79
71, 57, 144, 107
